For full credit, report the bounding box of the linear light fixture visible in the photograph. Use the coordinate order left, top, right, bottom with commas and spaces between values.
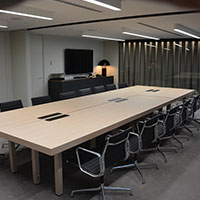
145, 43, 156, 48
82, 0, 121, 11
82, 34, 125, 42
175, 43, 190, 51
174, 24, 200, 39
123, 31, 160, 40
0, 25, 8, 28
164, 47, 171, 51
0, 9, 53, 20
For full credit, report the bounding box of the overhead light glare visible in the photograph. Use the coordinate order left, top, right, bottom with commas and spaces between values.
0, 25, 8, 28
175, 43, 182, 48
82, 0, 121, 11
145, 43, 156, 48
123, 31, 160, 40
174, 29, 200, 39
164, 48, 171, 51
82, 34, 125, 42
175, 43, 190, 51
0, 9, 53, 20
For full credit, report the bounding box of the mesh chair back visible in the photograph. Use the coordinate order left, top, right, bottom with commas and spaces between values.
78, 88, 92, 96
165, 106, 179, 133
190, 95, 200, 116
0, 100, 23, 112
103, 127, 131, 169
93, 85, 106, 94
60, 91, 77, 100
106, 84, 117, 91
182, 100, 191, 123
137, 115, 160, 149
31, 96, 52, 106
118, 83, 128, 89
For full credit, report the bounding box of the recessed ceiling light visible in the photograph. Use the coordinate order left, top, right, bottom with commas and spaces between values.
0, 25, 8, 28
174, 29, 200, 39
82, 34, 125, 41
174, 24, 200, 39
123, 32, 160, 40
82, 0, 121, 11
0, 9, 53, 20
82, 34, 125, 42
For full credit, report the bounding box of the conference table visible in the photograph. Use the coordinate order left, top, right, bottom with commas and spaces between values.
0, 85, 195, 196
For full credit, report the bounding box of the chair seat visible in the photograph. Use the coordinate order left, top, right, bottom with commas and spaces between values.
82, 157, 101, 175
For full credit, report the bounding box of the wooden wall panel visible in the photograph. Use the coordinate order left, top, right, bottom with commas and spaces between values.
119, 40, 200, 91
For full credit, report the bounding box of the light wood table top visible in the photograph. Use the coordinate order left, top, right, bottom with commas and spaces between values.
0, 86, 194, 156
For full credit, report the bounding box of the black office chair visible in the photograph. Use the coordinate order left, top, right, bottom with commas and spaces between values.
158, 106, 180, 152
112, 115, 164, 184
70, 127, 133, 199
176, 99, 193, 136
0, 100, 23, 159
31, 96, 52, 106
60, 91, 77, 100
93, 85, 106, 94
118, 82, 128, 89
187, 94, 200, 126
160, 102, 191, 149
105, 84, 117, 91
78, 88, 92, 97
0, 100, 23, 112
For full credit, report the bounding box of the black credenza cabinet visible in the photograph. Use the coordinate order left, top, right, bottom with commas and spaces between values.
48, 76, 114, 100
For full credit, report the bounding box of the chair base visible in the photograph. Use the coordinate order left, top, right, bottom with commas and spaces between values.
111, 161, 159, 184
172, 133, 190, 149
158, 146, 178, 153
71, 183, 133, 200
187, 118, 200, 131
141, 147, 168, 163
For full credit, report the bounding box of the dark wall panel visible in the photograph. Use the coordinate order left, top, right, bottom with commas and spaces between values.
119, 40, 200, 91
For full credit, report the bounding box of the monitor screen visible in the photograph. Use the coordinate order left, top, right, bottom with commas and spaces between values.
64, 49, 93, 74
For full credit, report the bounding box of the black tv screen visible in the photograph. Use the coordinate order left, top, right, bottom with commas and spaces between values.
64, 49, 93, 74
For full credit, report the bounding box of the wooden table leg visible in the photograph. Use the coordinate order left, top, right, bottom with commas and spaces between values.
54, 153, 63, 196
31, 150, 40, 184
8, 141, 17, 173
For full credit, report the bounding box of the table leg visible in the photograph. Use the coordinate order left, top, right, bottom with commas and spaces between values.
31, 150, 40, 184
167, 104, 171, 110
54, 153, 63, 196
8, 141, 17, 173
90, 139, 96, 149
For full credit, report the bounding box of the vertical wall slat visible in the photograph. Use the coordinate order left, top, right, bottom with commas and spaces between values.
119, 40, 200, 91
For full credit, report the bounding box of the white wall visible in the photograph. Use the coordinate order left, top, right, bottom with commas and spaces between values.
104, 41, 119, 84
30, 34, 104, 94
0, 31, 119, 106
94, 41, 119, 84
0, 31, 13, 102
10, 30, 32, 106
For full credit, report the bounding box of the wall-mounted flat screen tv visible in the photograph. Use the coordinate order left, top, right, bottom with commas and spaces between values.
64, 49, 93, 74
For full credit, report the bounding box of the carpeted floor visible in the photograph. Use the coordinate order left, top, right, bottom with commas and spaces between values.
1, 113, 200, 200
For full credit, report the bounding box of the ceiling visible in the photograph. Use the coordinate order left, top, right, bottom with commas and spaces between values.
0, 0, 200, 40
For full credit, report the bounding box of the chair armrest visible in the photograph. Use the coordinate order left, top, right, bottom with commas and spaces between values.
130, 132, 139, 138
76, 147, 104, 178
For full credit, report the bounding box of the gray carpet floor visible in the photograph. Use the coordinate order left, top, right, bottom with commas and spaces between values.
1, 114, 200, 200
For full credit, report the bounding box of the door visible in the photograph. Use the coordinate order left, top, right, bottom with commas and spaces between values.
31, 34, 44, 98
